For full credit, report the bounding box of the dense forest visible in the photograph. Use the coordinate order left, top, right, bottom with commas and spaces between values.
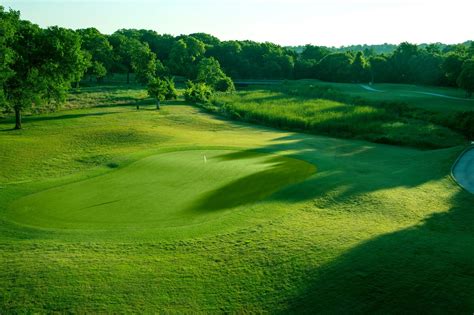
1, 6, 474, 129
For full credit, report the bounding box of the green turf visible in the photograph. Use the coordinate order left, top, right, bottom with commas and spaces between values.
6, 149, 314, 233
1, 85, 473, 313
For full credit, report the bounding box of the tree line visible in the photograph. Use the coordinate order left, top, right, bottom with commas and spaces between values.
1, 6, 474, 129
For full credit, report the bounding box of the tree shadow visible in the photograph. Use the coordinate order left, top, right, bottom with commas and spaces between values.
217, 133, 457, 206
281, 189, 474, 314
189, 152, 315, 212
188, 130, 457, 215
0, 111, 121, 127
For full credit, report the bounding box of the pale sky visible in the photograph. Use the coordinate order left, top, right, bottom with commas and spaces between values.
1, 0, 473, 47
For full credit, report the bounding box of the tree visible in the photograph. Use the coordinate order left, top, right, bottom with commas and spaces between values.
457, 59, 474, 97
294, 59, 317, 79
315, 53, 353, 82
351, 51, 369, 83
300, 45, 332, 62
109, 33, 142, 84
0, 7, 19, 107
76, 28, 113, 82
389, 42, 419, 83
3, 22, 87, 129
147, 77, 177, 110
196, 57, 235, 92
442, 52, 466, 86
168, 37, 206, 77
207, 41, 242, 78
189, 33, 220, 46
411, 50, 444, 85
131, 42, 159, 84
369, 55, 390, 83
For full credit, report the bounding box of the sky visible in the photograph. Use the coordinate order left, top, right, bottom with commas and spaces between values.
1, 0, 473, 47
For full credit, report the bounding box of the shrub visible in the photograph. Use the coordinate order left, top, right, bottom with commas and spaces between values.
184, 81, 214, 104
215, 77, 235, 92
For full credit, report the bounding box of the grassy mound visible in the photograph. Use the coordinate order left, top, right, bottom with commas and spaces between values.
6, 150, 314, 231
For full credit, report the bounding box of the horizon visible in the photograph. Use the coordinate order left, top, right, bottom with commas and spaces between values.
1, 0, 473, 47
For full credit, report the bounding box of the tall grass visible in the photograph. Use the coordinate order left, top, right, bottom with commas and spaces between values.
210, 89, 465, 149
277, 81, 474, 140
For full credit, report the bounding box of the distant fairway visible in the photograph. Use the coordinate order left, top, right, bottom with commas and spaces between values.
6, 150, 315, 232
300, 80, 474, 113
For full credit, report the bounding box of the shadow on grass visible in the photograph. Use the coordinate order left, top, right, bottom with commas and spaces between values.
190, 153, 315, 212
206, 133, 473, 313
281, 189, 474, 314
0, 111, 121, 127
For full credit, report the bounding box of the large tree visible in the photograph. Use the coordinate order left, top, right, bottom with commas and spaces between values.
0, 7, 19, 107
351, 51, 370, 83
369, 55, 390, 83
168, 37, 206, 77
389, 42, 419, 83
442, 52, 466, 86
131, 42, 161, 84
76, 28, 113, 82
457, 59, 474, 97
315, 52, 354, 82
3, 21, 88, 129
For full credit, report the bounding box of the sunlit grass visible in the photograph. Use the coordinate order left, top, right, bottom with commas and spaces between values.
0, 85, 473, 313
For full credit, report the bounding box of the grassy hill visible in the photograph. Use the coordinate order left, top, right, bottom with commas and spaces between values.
1, 85, 473, 313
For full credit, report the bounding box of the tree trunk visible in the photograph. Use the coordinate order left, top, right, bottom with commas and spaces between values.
14, 107, 22, 130
136, 104, 140, 110
156, 100, 161, 110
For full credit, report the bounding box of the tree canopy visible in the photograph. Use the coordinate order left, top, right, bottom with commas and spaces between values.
1, 13, 87, 129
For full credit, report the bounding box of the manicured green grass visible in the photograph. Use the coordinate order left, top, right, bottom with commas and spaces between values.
284, 80, 474, 113
213, 89, 465, 149
1, 85, 473, 313
6, 149, 314, 237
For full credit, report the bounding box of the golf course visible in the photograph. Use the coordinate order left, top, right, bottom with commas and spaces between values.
1, 82, 474, 313
1, 2, 474, 312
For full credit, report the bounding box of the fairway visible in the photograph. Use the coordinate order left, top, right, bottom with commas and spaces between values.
5, 149, 315, 231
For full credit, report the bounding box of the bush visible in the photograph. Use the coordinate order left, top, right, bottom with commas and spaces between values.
184, 81, 214, 104
215, 77, 235, 92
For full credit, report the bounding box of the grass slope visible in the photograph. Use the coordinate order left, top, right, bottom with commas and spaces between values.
1, 86, 473, 313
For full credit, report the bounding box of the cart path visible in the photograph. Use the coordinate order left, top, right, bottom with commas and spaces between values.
452, 147, 474, 194
360, 84, 474, 101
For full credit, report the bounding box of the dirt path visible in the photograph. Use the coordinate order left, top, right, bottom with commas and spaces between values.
452, 147, 474, 194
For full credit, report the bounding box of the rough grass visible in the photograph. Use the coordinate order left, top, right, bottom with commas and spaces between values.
212, 90, 465, 149
1, 86, 474, 313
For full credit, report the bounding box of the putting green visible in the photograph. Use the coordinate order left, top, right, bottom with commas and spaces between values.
6, 149, 315, 231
